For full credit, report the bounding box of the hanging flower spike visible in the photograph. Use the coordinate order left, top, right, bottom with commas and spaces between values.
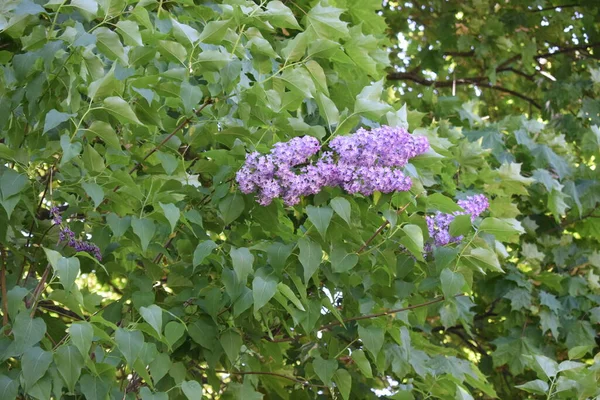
50, 207, 102, 261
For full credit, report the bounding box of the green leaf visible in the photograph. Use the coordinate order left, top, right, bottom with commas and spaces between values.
330, 197, 351, 225
193, 240, 217, 268
277, 282, 305, 311
159, 202, 180, 233
440, 268, 466, 298
306, 2, 349, 39
71, 0, 98, 18
427, 193, 464, 213
280, 67, 315, 98
455, 386, 474, 400
197, 20, 233, 44
313, 357, 337, 384
116, 20, 143, 46
79, 374, 110, 400
479, 218, 524, 242
329, 246, 358, 273
181, 380, 203, 400
306, 205, 333, 239
54, 345, 84, 393
449, 214, 472, 237
8, 312, 46, 356
219, 193, 244, 224
103, 96, 142, 125
55, 256, 80, 294
180, 81, 203, 114
68, 321, 93, 358
334, 369, 351, 400
43, 109, 74, 133
140, 305, 163, 336
281, 31, 309, 63
82, 182, 104, 209
252, 268, 278, 312
358, 325, 384, 359
316, 93, 339, 129
267, 242, 293, 273
164, 322, 185, 349
0, 375, 18, 400
171, 18, 200, 45
149, 353, 172, 384
533, 355, 558, 379
21, 347, 53, 389
231, 247, 254, 283
28, 376, 52, 400
60, 134, 82, 167
131, 217, 156, 252
262, 1, 301, 29
0, 169, 27, 201
516, 379, 549, 395
298, 237, 322, 282
354, 80, 391, 119
115, 328, 144, 366
86, 121, 121, 149
351, 349, 373, 378
106, 213, 130, 238
399, 224, 424, 261
95, 27, 127, 64
140, 387, 168, 400
83, 144, 105, 174
465, 248, 502, 272
219, 330, 242, 364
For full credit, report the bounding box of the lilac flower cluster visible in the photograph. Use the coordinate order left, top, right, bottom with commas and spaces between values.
51, 207, 102, 261
425, 194, 489, 249
236, 127, 430, 206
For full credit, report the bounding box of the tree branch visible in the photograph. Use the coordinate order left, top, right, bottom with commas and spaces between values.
530, 3, 584, 12
484, 84, 541, 109
387, 72, 541, 109
265, 295, 462, 343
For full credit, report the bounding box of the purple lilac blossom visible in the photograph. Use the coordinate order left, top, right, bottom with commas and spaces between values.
236, 126, 429, 206
425, 194, 489, 250
50, 207, 102, 261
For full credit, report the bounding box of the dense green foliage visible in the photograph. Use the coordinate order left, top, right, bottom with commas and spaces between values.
0, 0, 599, 399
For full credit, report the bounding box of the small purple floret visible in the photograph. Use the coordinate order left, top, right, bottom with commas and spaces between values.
426, 194, 489, 249
50, 206, 102, 261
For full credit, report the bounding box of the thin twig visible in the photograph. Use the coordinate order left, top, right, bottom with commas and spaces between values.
27, 264, 51, 315
107, 98, 214, 200
1, 247, 8, 326
126, 99, 214, 176
357, 193, 423, 254
195, 365, 328, 388
434, 326, 488, 355
319, 295, 456, 331
17, 165, 55, 284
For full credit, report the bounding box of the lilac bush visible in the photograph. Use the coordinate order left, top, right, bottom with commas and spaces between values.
426, 194, 489, 248
51, 207, 102, 260
236, 126, 430, 205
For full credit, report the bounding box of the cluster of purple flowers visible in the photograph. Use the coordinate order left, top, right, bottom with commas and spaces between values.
51, 207, 102, 261
236, 126, 430, 206
425, 194, 489, 249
